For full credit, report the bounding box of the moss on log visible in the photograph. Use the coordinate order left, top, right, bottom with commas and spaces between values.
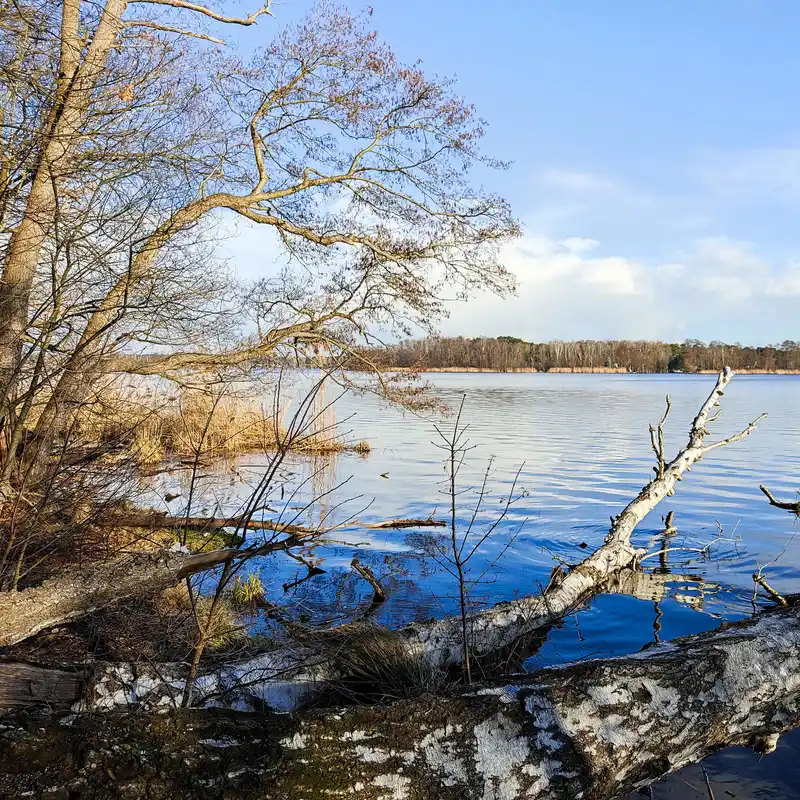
3, 602, 800, 799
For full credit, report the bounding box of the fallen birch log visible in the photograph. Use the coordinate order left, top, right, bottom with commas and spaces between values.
404, 366, 765, 669
0, 568, 717, 714
3, 601, 800, 800
0, 369, 761, 659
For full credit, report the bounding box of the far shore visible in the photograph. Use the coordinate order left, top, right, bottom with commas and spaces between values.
389, 366, 800, 375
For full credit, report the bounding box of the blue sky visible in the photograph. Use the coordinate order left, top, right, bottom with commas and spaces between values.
227, 0, 800, 344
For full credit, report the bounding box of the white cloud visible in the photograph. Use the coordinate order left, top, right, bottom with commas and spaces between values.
765, 260, 800, 297
214, 150, 800, 344
540, 169, 620, 193
441, 232, 800, 343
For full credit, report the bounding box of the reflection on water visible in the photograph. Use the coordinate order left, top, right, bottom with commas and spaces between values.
630, 727, 800, 799
157, 373, 800, 792
168, 373, 800, 647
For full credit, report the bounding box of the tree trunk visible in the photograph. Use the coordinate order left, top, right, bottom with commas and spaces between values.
0, 548, 264, 649
2, 602, 800, 799
0, 1, 128, 400
24, 568, 712, 716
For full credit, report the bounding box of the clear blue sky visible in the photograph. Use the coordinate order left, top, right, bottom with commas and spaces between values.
229, 1, 800, 344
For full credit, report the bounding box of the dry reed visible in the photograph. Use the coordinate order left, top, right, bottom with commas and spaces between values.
77, 386, 370, 464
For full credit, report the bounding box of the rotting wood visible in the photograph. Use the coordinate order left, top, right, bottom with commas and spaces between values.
0, 660, 84, 710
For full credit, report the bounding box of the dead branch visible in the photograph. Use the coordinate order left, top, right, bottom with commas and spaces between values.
404, 368, 765, 668
129, 0, 273, 26
760, 484, 800, 514
351, 557, 386, 603
0, 537, 309, 649
94, 511, 446, 536
753, 572, 788, 606
359, 518, 446, 530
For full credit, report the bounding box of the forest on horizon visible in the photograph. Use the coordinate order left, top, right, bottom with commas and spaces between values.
368, 336, 800, 373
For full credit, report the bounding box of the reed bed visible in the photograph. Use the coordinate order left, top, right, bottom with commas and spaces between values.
78, 386, 370, 465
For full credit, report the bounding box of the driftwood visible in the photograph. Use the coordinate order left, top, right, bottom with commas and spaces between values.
3, 602, 800, 799
98, 511, 447, 535
351, 557, 387, 602
760, 484, 800, 514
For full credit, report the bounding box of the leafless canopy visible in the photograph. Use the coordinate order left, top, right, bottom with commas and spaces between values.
0, 0, 518, 491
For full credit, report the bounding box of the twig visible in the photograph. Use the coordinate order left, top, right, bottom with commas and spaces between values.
760, 484, 800, 513
649, 394, 671, 479
753, 572, 788, 606
351, 557, 386, 603
701, 764, 715, 800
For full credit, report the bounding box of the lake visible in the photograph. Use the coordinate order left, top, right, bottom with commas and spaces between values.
159, 372, 800, 797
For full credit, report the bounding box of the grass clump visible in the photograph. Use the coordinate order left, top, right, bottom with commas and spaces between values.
77, 384, 370, 464
310, 623, 444, 706
231, 572, 266, 607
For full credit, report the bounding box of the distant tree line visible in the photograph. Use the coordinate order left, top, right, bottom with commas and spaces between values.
361, 337, 800, 373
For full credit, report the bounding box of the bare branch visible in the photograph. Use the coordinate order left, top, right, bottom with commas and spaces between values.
760, 484, 800, 513
123, 19, 226, 44
130, 0, 273, 26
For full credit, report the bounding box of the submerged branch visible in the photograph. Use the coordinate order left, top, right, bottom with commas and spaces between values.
760, 484, 800, 514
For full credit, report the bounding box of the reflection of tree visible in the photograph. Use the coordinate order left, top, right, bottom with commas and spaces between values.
605, 568, 718, 612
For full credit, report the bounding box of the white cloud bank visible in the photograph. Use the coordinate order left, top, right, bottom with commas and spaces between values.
441, 233, 800, 343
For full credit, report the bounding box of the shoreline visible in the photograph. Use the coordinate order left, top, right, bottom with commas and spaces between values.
389, 367, 800, 375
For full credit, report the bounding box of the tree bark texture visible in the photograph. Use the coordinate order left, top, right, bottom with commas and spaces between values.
2, 601, 800, 799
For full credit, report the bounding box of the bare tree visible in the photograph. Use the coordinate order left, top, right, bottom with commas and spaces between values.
0, 1, 518, 500
419, 396, 525, 684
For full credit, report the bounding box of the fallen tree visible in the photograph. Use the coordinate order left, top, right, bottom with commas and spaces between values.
405, 366, 765, 669
0, 369, 763, 663
3, 600, 800, 800
0, 567, 716, 714
0, 517, 444, 650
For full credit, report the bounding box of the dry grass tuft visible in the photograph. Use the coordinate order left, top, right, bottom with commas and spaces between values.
231, 572, 266, 608
77, 385, 370, 464
161, 584, 244, 651
310, 623, 444, 706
